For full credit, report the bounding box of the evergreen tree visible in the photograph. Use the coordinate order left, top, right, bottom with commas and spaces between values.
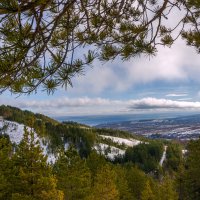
114, 165, 133, 200
141, 180, 155, 200
164, 143, 182, 172
86, 150, 107, 179
183, 139, 200, 200
176, 164, 186, 200
0, 136, 13, 200
158, 176, 178, 200
11, 128, 63, 200
55, 145, 91, 200
89, 164, 119, 200
125, 165, 147, 199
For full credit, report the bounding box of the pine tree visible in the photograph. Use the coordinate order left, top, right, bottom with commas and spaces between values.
55, 145, 91, 200
0, 136, 13, 200
183, 139, 200, 200
141, 180, 155, 200
125, 165, 147, 199
114, 165, 133, 200
88, 164, 119, 200
86, 150, 107, 179
176, 164, 186, 200
1, 0, 200, 94
159, 176, 178, 200
11, 128, 63, 200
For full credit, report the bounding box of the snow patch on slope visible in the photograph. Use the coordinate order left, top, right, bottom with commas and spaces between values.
94, 143, 125, 160
0, 120, 57, 163
0, 120, 27, 144
100, 135, 141, 147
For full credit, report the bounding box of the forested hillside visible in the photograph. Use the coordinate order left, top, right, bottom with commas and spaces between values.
0, 105, 199, 200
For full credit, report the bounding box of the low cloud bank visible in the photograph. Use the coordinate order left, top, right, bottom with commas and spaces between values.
2, 97, 200, 116
128, 97, 200, 110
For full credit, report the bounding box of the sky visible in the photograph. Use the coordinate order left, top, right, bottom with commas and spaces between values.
1, 6, 200, 117
1, 37, 200, 117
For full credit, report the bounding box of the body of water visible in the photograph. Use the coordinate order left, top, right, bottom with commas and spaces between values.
55, 112, 197, 126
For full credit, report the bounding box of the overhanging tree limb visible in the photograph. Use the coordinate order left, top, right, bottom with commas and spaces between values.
0, 0, 199, 94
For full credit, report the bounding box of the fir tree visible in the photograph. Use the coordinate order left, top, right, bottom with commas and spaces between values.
125, 165, 147, 199
86, 150, 107, 179
114, 165, 133, 200
141, 180, 155, 200
89, 164, 119, 200
0, 136, 13, 200
159, 176, 178, 200
183, 139, 200, 200
55, 145, 91, 200
11, 128, 63, 200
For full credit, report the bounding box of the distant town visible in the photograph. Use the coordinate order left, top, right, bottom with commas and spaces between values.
96, 114, 200, 140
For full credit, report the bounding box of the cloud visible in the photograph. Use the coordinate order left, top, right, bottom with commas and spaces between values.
166, 93, 188, 97
2, 97, 126, 116
177, 98, 192, 101
2, 96, 200, 116
17, 97, 123, 108
128, 97, 200, 110
65, 3, 200, 96
65, 36, 200, 96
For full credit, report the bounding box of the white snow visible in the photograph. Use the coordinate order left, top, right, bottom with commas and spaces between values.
94, 143, 125, 160
95, 135, 143, 160
0, 120, 27, 144
0, 120, 56, 163
159, 145, 167, 166
100, 135, 141, 147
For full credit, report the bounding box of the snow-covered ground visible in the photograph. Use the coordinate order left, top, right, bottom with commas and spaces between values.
95, 135, 143, 160
94, 143, 125, 160
0, 120, 28, 144
100, 135, 141, 147
159, 145, 167, 166
0, 120, 57, 163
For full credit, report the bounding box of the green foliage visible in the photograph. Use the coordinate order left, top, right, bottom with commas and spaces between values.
141, 180, 155, 200
11, 128, 63, 200
0, 136, 13, 200
96, 128, 143, 140
45, 123, 96, 157
182, 139, 200, 200
54, 146, 91, 200
125, 165, 147, 199
158, 176, 178, 200
164, 143, 183, 172
0, 105, 96, 157
114, 165, 133, 200
0, 0, 200, 93
2, 105, 200, 200
0, 105, 58, 130
88, 164, 119, 200
86, 150, 107, 178
124, 142, 163, 172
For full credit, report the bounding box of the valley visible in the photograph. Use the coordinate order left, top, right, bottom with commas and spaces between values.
95, 114, 200, 140
0, 105, 197, 200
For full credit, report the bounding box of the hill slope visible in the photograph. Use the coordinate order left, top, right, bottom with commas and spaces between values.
0, 105, 148, 162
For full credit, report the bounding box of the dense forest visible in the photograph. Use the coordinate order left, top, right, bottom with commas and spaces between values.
0, 105, 199, 200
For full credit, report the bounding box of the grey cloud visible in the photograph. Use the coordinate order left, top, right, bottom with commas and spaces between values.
129, 98, 200, 110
